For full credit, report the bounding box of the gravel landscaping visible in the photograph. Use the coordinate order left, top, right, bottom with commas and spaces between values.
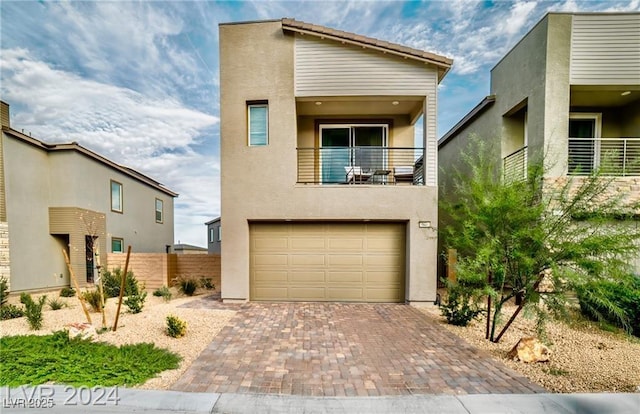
420, 302, 640, 393
0, 289, 236, 389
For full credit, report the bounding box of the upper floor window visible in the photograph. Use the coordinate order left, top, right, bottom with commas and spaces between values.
248, 101, 268, 146
155, 198, 163, 223
112, 237, 123, 253
209, 227, 215, 243
217, 226, 222, 242
111, 180, 123, 213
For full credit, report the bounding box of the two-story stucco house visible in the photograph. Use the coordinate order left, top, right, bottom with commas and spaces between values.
219, 19, 452, 304
0, 101, 177, 292
438, 12, 640, 270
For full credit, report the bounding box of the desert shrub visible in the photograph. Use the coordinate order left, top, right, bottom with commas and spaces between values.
200, 277, 215, 290
101, 268, 140, 298
124, 290, 148, 314
166, 315, 187, 338
59, 287, 76, 297
0, 277, 9, 306
440, 259, 489, 327
153, 286, 172, 302
176, 276, 198, 296
0, 304, 24, 320
81, 289, 105, 313
21, 294, 47, 330
48, 298, 66, 311
576, 276, 640, 337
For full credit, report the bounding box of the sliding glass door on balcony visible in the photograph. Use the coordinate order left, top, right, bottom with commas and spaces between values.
568, 115, 599, 175
320, 124, 387, 183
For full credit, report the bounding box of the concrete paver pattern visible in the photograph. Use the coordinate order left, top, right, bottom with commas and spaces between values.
171, 302, 545, 396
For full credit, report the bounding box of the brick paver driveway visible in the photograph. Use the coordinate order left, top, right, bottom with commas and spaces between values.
171, 301, 545, 396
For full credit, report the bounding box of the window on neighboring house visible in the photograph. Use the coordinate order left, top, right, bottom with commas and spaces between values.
155, 198, 163, 223
209, 227, 215, 243
248, 101, 268, 146
111, 180, 123, 213
112, 238, 123, 253
217, 226, 222, 242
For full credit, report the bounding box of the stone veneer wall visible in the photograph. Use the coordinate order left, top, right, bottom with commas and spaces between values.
545, 176, 640, 212
0, 222, 9, 290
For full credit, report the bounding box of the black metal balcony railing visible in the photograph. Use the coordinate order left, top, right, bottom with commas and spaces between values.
297, 147, 425, 185
503, 146, 528, 183
568, 138, 640, 176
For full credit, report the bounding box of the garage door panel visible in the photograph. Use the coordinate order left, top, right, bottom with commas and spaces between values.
254, 270, 288, 282
254, 254, 289, 266
327, 271, 364, 283
290, 237, 325, 250
367, 271, 403, 284
250, 222, 405, 302
328, 238, 365, 250
254, 237, 289, 250
365, 254, 402, 267
289, 287, 327, 299
328, 254, 363, 266
327, 287, 364, 300
291, 254, 326, 266
366, 287, 403, 302
290, 271, 325, 282
253, 287, 289, 300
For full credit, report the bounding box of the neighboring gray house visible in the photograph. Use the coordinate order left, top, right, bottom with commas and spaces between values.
219, 19, 452, 303
205, 217, 221, 254
0, 101, 178, 292
438, 12, 640, 271
173, 243, 208, 255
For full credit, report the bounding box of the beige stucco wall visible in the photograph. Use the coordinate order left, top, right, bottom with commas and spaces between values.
48, 151, 174, 254
3, 133, 175, 292
220, 21, 438, 303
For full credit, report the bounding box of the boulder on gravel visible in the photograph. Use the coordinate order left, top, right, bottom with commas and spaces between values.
507, 337, 550, 363
66, 322, 96, 340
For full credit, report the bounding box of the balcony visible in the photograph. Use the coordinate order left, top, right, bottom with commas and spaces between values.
297, 147, 425, 185
568, 138, 640, 176
503, 146, 528, 183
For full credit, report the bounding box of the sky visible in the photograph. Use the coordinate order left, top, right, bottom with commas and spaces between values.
1, 0, 639, 247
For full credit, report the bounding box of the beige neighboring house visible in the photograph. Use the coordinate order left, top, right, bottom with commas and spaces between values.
438, 12, 640, 271
205, 217, 221, 254
0, 101, 177, 292
173, 243, 208, 255
219, 19, 452, 303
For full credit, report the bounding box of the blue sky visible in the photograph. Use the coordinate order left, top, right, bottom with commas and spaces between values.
1, 0, 639, 247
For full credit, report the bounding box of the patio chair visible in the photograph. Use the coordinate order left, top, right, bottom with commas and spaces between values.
345, 166, 372, 184
393, 166, 414, 183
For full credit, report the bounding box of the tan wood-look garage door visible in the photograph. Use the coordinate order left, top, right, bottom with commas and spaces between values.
250, 222, 405, 302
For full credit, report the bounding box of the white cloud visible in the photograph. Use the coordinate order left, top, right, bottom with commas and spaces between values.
1, 48, 219, 246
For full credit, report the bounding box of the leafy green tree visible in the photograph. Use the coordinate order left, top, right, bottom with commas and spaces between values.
440, 139, 640, 342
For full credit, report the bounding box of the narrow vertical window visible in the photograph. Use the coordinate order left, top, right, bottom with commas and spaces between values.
209, 227, 215, 243
248, 101, 268, 146
111, 180, 123, 212
112, 238, 124, 253
155, 198, 163, 223
217, 226, 222, 242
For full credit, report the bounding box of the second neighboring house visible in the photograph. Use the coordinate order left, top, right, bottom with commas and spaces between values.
438, 12, 640, 271
205, 217, 221, 254
173, 243, 208, 254
219, 18, 452, 303
0, 101, 178, 292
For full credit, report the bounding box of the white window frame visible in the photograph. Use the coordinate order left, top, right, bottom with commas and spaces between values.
217, 226, 222, 242
155, 198, 163, 223
209, 227, 215, 243
248, 102, 268, 146
110, 180, 123, 213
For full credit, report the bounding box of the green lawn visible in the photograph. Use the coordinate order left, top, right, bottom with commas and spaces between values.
0, 331, 181, 387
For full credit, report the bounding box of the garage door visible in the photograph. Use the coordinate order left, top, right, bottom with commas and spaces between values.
250, 222, 405, 302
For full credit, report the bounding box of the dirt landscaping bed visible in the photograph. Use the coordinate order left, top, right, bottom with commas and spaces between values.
0, 289, 236, 389
420, 303, 640, 393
